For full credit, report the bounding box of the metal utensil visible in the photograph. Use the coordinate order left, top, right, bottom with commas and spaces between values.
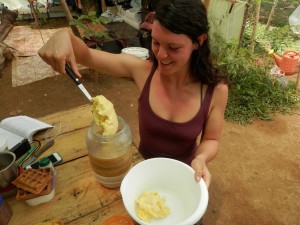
65, 64, 92, 101
0, 151, 18, 189
22, 140, 55, 168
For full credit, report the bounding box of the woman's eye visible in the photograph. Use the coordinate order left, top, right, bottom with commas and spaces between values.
169, 47, 179, 51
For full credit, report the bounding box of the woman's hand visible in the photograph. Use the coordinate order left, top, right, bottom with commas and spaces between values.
38, 30, 81, 77
191, 155, 212, 188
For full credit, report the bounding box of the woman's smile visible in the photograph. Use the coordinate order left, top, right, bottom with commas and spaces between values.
160, 60, 173, 65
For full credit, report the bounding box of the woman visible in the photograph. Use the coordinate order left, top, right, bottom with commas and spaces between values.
38, 0, 228, 188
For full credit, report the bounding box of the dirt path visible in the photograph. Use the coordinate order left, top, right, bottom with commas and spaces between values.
206, 112, 300, 225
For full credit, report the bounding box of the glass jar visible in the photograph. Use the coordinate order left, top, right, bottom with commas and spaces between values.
86, 116, 132, 188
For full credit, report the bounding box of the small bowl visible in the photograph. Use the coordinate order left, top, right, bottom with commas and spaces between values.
121, 47, 149, 59
0, 151, 18, 189
120, 158, 209, 225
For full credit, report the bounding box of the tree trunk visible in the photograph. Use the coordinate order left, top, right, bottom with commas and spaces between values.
265, 0, 278, 31
59, 0, 81, 38
203, 0, 211, 9
238, 0, 251, 48
250, 0, 261, 53
29, 3, 39, 26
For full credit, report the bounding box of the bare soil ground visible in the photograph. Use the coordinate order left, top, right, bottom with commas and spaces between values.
1, 16, 300, 225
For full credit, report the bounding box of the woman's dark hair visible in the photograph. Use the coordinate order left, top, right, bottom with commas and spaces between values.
152, 0, 227, 85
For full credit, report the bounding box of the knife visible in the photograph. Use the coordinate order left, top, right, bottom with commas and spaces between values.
65, 64, 92, 101
22, 140, 55, 168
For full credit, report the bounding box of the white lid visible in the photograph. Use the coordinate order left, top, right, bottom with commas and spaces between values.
0, 136, 8, 152
121, 47, 149, 59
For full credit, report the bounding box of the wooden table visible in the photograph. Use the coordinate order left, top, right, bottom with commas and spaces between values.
7, 104, 143, 225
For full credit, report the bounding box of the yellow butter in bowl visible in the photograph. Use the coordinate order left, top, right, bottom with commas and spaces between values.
91, 95, 118, 135
135, 191, 170, 222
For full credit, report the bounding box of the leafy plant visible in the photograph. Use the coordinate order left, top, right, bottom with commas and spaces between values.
264, 25, 295, 52
242, 23, 299, 54
69, 11, 111, 40
211, 34, 300, 124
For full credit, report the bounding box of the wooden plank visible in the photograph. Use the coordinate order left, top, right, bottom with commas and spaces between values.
34, 126, 141, 167
51, 131, 141, 164
43, 128, 89, 162
38, 104, 93, 134
34, 104, 141, 163
7, 104, 144, 225
32, 104, 92, 151
66, 200, 132, 225
7, 151, 143, 225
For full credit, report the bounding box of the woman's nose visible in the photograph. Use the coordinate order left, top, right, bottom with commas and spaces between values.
157, 47, 168, 59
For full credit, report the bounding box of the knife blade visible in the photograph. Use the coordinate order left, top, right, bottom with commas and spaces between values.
22, 140, 55, 168
65, 64, 92, 101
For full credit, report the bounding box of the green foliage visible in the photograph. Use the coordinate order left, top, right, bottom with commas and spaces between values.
69, 11, 111, 39
211, 35, 300, 124
242, 23, 299, 54
262, 25, 294, 52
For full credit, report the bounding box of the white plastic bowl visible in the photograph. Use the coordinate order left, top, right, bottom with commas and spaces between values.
120, 158, 208, 225
121, 47, 149, 59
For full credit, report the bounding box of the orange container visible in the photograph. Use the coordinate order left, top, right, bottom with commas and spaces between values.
269, 50, 300, 75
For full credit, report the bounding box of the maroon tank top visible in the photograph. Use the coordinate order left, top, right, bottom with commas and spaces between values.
138, 66, 215, 165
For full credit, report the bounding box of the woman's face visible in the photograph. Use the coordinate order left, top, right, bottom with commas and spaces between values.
151, 20, 197, 76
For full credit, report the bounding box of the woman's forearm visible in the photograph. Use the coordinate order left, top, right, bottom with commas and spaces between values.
69, 32, 92, 66
195, 139, 220, 163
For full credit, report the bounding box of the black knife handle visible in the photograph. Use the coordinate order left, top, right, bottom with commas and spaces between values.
65, 64, 81, 85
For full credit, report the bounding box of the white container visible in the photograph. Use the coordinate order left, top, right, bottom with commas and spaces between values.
39, 157, 56, 176
120, 158, 209, 225
289, 5, 300, 35
25, 177, 55, 206
121, 47, 149, 59
25, 187, 55, 206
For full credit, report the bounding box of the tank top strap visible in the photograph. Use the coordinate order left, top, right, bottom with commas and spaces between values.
202, 85, 214, 118
199, 85, 215, 142
139, 63, 156, 100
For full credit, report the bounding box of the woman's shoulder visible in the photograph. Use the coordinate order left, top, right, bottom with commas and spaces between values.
132, 59, 155, 92
130, 58, 153, 73
210, 82, 228, 109
214, 82, 228, 93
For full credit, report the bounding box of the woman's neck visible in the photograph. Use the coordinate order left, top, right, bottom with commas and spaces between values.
158, 67, 193, 89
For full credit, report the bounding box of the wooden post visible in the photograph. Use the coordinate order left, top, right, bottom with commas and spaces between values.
29, 3, 39, 26
250, 0, 261, 53
296, 65, 300, 93
203, 0, 211, 9
238, 0, 251, 48
101, 0, 107, 13
265, 0, 278, 31
59, 0, 81, 38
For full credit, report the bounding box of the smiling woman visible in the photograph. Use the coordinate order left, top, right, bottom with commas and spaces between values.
38, 0, 228, 196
